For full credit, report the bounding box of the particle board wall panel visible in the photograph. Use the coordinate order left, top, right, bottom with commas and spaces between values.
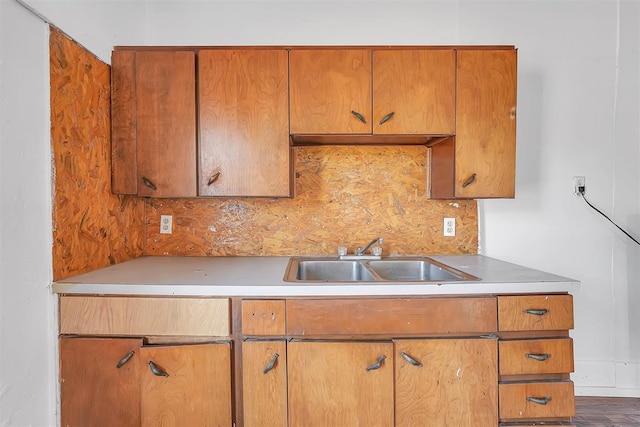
50, 27, 144, 280
145, 146, 478, 256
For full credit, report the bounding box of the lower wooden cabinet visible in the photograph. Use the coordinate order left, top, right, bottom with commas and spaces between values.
60, 337, 143, 426
60, 337, 232, 427
60, 294, 575, 426
287, 341, 394, 427
242, 337, 499, 427
242, 340, 288, 427
140, 343, 232, 426
395, 338, 498, 427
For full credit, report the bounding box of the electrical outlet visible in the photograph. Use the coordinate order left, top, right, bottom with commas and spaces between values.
444, 217, 455, 237
573, 176, 586, 195
160, 215, 173, 234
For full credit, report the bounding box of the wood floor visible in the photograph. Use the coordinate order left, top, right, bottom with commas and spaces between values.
574, 396, 640, 426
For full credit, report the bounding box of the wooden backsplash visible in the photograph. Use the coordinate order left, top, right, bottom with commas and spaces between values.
50, 27, 144, 280
49, 30, 477, 272
146, 146, 478, 256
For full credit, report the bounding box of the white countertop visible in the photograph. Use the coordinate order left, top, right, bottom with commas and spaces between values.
51, 255, 580, 297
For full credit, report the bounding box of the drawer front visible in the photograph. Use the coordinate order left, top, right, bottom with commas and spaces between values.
60, 296, 230, 336
499, 381, 575, 420
498, 295, 573, 331
287, 297, 497, 336
242, 300, 286, 335
499, 338, 574, 375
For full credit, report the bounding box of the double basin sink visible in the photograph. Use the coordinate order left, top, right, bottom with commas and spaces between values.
284, 256, 479, 283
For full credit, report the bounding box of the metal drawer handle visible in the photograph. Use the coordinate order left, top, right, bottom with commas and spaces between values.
366, 355, 386, 371
262, 353, 279, 374
147, 360, 169, 378
527, 396, 552, 405
400, 352, 423, 367
461, 173, 477, 188
116, 351, 135, 368
351, 110, 367, 124
526, 353, 551, 361
142, 176, 157, 191
525, 308, 549, 316
207, 172, 221, 186
378, 111, 395, 125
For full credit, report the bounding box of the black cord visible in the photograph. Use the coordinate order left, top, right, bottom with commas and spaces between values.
580, 193, 640, 246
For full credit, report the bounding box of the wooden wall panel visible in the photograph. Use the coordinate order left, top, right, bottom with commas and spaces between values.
145, 146, 477, 256
50, 27, 144, 280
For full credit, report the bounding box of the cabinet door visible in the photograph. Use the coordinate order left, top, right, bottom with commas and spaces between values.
395, 338, 498, 427
140, 342, 232, 426
60, 337, 142, 427
243, 340, 287, 427
373, 49, 455, 135
455, 49, 517, 198
199, 49, 291, 197
135, 51, 197, 197
287, 341, 393, 427
289, 49, 371, 134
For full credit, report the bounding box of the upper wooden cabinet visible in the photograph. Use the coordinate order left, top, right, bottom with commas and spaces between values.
112, 49, 292, 198
290, 49, 371, 135
289, 49, 455, 137
111, 46, 516, 199
198, 49, 291, 197
111, 50, 197, 197
429, 48, 517, 199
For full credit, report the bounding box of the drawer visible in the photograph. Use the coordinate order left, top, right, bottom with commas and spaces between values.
287, 297, 497, 336
500, 338, 574, 375
242, 300, 286, 335
498, 295, 573, 331
60, 296, 230, 336
499, 381, 575, 420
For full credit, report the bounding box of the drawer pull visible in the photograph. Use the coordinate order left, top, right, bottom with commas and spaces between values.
142, 176, 157, 191
525, 308, 549, 316
526, 353, 551, 361
400, 352, 423, 367
207, 172, 221, 186
461, 173, 477, 188
351, 110, 367, 124
378, 111, 395, 125
262, 353, 279, 374
116, 350, 135, 368
527, 396, 552, 405
147, 360, 169, 378
366, 355, 386, 371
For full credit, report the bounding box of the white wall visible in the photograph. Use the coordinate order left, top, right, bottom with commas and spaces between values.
0, 1, 56, 425
4, 3, 639, 424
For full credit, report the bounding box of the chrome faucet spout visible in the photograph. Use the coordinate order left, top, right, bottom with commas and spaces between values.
357, 237, 384, 256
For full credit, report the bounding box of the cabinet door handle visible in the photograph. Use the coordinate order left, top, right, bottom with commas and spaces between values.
142, 176, 157, 191
527, 396, 552, 405
378, 111, 395, 125
116, 350, 135, 368
461, 173, 477, 188
366, 355, 386, 371
526, 353, 551, 361
525, 308, 549, 316
262, 353, 279, 374
400, 352, 423, 367
147, 360, 169, 378
351, 110, 367, 124
207, 172, 221, 186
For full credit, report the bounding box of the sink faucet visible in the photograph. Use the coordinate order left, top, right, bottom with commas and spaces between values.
357, 237, 384, 256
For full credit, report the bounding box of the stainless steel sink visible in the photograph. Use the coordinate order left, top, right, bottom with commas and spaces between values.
368, 260, 468, 281
284, 257, 478, 283
295, 260, 378, 281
